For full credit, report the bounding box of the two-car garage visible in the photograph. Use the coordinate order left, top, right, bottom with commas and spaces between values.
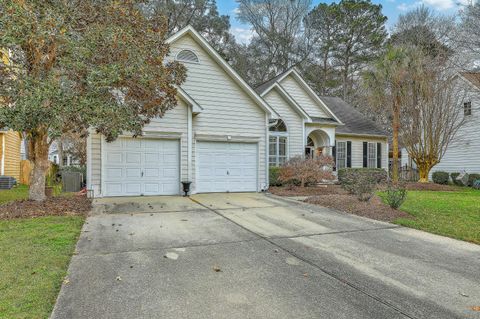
102, 137, 258, 196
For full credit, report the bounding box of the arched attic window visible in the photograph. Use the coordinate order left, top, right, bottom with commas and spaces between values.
176, 49, 199, 63
269, 119, 288, 166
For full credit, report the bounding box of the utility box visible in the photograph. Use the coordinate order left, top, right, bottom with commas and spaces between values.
0, 176, 17, 189
61, 171, 83, 192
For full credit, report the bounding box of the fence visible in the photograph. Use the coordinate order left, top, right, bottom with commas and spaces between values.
390, 165, 419, 182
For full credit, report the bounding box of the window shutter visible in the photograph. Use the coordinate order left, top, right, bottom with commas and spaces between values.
363, 142, 368, 168
332, 142, 336, 171
377, 143, 382, 168
347, 141, 352, 168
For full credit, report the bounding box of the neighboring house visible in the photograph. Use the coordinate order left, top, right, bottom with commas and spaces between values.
86, 26, 388, 197
0, 129, 21, 181
0, 50, 22, 181
48, 141, 80, 167
402, 72, 480, 177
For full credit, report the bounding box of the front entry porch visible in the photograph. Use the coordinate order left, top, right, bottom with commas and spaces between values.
305, 128, 334, 158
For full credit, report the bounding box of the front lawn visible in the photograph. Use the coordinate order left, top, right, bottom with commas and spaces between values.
391, 189, 480, 244
0, 216, 85, 319
0, 184, 29, 204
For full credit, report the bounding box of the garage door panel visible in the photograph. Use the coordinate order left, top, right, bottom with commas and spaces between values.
106, 152, 123, 165
126, 152, 141, 164
104, 138, 179, 196
106, 168, 123, 179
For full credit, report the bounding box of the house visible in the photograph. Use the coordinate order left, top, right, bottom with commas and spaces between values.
0, 129, 21, 181
428, 72, 480, 176
255, 69, 388, 170
86, 26, 388, 197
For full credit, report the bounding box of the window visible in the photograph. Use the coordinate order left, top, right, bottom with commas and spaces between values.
269, 119, 287, 166
336, 141, 347, 169
176, 49, 199, 63
464, 102, 472, 116
367, 143, 377, 168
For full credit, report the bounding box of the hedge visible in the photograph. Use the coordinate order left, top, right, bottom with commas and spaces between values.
432, 171, 449, 185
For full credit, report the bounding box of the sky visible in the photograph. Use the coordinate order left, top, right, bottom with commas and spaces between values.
216, 0, 471, 43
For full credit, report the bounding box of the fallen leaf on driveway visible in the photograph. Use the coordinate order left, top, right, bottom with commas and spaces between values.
460, 292, 469, 297
471, 306, 480, 311
164, 252, 179, 260
129, 232, 135, 236
181, 219, 188, 221
63, 278, 70, 285
213, 265, 222, 272
116, 276, 122, 281
303, 273, 308, 277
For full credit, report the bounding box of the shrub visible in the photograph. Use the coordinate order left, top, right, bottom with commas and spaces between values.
278, 155, 335, 187
338, 168, 387, 195
354, 173, 377, 202
384, 183, 407, 209
432, 171, 449, 185
473, 180, 480, 190
468, 174, 480, 187
269, 166, 283, 187
450, 172, 462, 186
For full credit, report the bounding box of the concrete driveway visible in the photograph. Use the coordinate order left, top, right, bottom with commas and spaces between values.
51, 193, 480, 319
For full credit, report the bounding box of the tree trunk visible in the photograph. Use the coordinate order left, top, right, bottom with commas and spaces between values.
391, 96, 400, 182
28, 130, 50, 201
418, 164, 430, 183
57, 137, 63, 167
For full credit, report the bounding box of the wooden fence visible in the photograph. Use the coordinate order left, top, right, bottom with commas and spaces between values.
19, 160, 55, 185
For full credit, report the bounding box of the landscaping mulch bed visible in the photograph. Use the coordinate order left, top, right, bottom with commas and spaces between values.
403, 182, 459, 191
269, 185, 348, 196
305, 194, 412, 222
0, 194, 92, 220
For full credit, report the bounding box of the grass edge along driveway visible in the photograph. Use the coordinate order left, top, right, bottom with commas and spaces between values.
388, 189, 480, 245
0, 216, 85, 319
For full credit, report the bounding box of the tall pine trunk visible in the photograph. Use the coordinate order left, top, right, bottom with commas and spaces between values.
28, 129, 50, 201
391, 95, 400, 182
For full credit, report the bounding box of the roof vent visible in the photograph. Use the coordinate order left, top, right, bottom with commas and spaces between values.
176, 49, 199, 63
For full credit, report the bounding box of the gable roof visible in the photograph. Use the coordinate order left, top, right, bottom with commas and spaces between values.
460, 72, 480, 90
167, 26, 279, 119
255, 67, 342, 124
319, 96, 387, 137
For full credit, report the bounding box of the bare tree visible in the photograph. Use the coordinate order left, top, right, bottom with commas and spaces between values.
401, 64, 467, 182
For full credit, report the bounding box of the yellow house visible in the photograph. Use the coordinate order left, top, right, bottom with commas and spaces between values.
1, 50, 22, 181
0, 130, 21, 180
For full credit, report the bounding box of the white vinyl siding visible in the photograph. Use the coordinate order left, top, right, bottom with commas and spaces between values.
336, 141, 347, 169
170, 34, 267, 190
335, 135, 388, 170
279, 75, 329, 118
263, 89, 304, 157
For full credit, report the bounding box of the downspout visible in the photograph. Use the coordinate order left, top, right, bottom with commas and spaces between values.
265, 114, 270, 191
187, 105, 193, 184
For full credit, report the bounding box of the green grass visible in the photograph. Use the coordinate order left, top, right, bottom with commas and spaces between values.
0, 185, 29, 204
385, 188, 480, 244
0, 216, 85, 319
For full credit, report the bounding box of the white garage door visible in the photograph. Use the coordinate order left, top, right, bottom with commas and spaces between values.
103, 138, 180, 196
197, 141, 258, 193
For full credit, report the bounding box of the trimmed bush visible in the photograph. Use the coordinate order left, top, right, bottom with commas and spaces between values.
269, 166, 283, 187
432, 171, 449, 185
278, 156, 335, 187
450, 172, 462, 186
468, 173, 480, 187
338, 168, 387, 195
384, 183, 407, 209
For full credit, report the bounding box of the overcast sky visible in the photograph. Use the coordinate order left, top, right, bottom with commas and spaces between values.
216, 0, 471, 43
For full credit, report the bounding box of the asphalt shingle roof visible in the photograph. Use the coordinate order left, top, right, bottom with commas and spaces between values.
319, 96, 387, 137
461, 72, 480, 90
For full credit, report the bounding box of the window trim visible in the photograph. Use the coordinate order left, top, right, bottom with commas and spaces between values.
269, 133, 288, 167
175, 49, 200, 64
336, 141, 347, 169
367, 142, 377, 168
464, 101, 472, 116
